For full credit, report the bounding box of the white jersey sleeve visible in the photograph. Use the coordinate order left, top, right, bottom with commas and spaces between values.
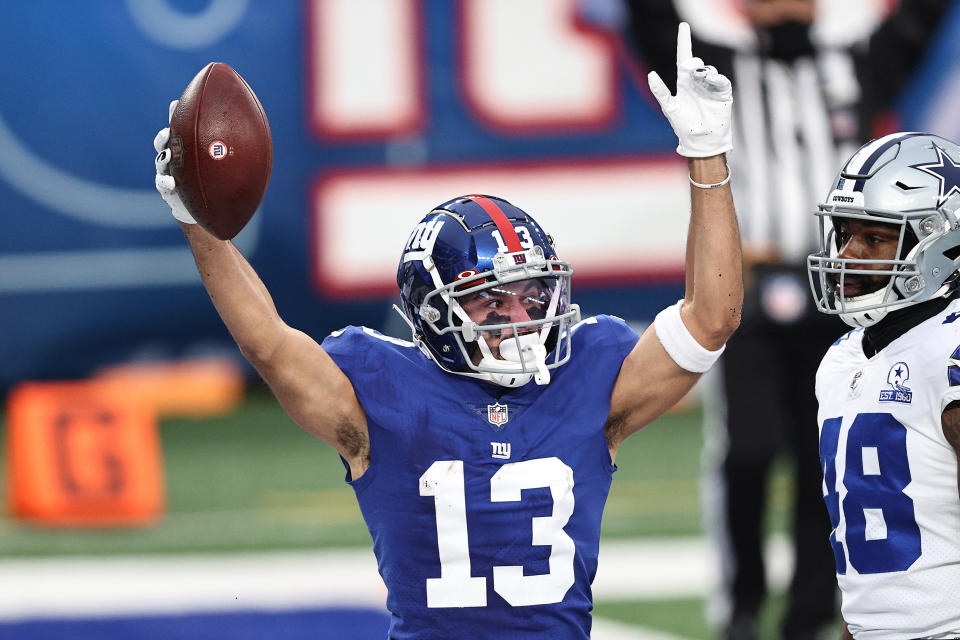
815, 300, 960, 640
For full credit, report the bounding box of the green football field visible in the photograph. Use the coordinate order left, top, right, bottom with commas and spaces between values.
0, 388, 804, 639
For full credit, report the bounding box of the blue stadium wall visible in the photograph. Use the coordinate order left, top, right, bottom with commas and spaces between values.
1, 0, 957, 390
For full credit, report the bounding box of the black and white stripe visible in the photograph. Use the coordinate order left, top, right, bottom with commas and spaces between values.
834, 131, 924, 193
730, 51, 861, 262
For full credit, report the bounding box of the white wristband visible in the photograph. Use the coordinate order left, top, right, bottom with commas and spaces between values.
689, 163, 731, 189
654, 300, 725, 373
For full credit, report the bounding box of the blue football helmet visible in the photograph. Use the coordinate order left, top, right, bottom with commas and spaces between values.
396, 195, 580, 387
808, 132, 960, 327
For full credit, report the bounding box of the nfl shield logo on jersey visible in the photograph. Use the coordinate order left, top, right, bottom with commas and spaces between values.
848, 369, 864, 400
487, 402, 509, 428
879, 361, 913, 404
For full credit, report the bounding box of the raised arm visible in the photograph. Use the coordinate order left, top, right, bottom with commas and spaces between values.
154, 113, 369, 478
683, 155, 742, 348
607, 23, 742, 456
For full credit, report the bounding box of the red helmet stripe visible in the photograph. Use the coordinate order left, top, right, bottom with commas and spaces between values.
468, 195, 524, 253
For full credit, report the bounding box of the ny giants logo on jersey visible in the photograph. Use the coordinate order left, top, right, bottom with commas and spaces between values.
879, 361, 913, 404
490, 442, 511, 459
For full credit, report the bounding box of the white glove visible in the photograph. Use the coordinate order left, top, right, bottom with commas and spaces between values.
154, 99, 196, 225
648, 23, 733, 158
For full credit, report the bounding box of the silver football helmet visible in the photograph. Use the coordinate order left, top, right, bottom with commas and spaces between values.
808, 132, 960, 327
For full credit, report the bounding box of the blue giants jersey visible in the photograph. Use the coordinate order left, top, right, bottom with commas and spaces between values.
321, 315, 639, 640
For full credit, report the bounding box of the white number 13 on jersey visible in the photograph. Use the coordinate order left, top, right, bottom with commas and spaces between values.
419, 457, 576, 607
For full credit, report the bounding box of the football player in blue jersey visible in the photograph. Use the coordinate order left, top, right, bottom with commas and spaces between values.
808, 133, 960, 640
153, 23, 742, 640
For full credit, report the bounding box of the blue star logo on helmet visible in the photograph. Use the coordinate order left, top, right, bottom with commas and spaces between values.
911, 144, 960, 207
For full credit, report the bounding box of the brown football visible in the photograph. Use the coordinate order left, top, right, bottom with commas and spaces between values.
168, 62, 272, 240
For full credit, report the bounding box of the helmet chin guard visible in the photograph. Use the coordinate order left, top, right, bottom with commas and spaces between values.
475, 333, 550, 388
807, 133, 960, 328
837, 288, 894, 328
397, 195, 581, 387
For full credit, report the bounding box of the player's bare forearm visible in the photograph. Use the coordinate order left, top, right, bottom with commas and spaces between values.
181, 222, 285, 364
607, 154, 739, 450
941, 401, 960, 501
682, 154, 743, 349
181, 222, 369, 469
608, 24, 739, 453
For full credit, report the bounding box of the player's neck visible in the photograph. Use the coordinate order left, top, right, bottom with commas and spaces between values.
862, 293, 957, 358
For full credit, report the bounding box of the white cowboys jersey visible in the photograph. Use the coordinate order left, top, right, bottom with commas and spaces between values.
816, 299, 960, 640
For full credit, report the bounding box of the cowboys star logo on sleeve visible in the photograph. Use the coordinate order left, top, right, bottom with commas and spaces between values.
911, 144, 960, 207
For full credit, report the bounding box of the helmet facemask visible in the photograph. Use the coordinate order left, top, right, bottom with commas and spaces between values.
808, 203, 946, 327
419, 246, 580, 387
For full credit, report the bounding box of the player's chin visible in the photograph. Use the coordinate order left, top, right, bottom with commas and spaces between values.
839, 283, 864, 298
836, 275, 887, 299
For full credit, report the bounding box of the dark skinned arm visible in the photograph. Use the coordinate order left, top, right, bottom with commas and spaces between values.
840, 621, 854, 640
942, 400, 960, 503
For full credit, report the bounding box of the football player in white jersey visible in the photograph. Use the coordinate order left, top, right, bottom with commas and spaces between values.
808, 132, 960, 640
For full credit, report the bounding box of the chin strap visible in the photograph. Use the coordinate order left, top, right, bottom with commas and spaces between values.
469, 331, 550, 387
393, 303, 437, 361
392, 303, 416, 334
497, 335, 550, 385
837, 287, 893, 328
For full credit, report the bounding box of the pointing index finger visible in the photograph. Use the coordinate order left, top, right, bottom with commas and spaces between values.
676, 22, 692, 65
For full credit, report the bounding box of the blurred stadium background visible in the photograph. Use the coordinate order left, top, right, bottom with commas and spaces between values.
1, 1, 959, 638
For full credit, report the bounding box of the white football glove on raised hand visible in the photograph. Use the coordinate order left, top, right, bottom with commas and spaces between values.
648, 23, 733, 158
154, 99, 196, 225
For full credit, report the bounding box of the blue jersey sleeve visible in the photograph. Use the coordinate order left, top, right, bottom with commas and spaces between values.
319, 326, 366, 375
320, 326, 425, 435
569, 314, 639, 374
